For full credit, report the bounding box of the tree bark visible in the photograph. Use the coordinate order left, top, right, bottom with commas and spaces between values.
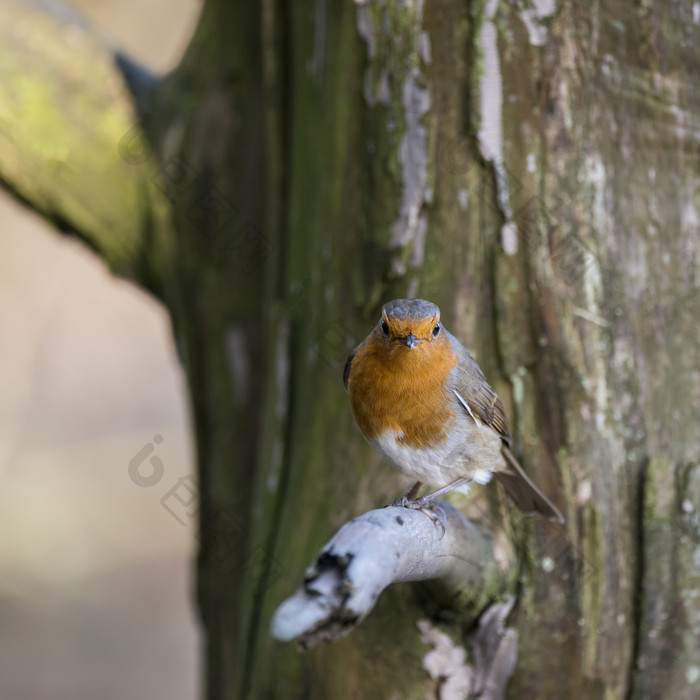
1, 0, 699, 698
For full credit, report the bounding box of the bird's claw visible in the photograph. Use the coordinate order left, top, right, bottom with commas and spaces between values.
389, 495, 409, 508
386, 498, 447, 539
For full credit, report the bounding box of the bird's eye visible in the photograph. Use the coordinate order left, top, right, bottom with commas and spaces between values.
432, 323, 440, 337
381, 321, 389, 335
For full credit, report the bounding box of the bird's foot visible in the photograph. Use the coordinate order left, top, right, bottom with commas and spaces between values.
388, 497, 446, 539
389, 494, 411, 508
389, 481, 422, 506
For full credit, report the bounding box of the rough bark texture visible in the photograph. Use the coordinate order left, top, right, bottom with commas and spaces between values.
1, 0, 699, 699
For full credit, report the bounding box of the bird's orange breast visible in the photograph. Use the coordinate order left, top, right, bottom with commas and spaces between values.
348, 337, 459, 449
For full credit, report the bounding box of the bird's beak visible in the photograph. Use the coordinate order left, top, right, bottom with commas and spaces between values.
401, 333, 418, 349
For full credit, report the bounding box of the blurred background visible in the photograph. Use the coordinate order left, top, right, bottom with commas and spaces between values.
0, 1, 202, 697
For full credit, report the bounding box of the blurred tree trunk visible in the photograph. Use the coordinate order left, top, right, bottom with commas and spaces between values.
1, 0, 699, 698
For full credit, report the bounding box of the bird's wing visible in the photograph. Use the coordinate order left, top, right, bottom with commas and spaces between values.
343, 349, 355, 390
454, 350, 511, 444
497, 445, 564, 522
455, 348, 564, 522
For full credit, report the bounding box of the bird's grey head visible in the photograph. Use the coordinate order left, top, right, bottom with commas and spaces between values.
381, 299, 441, 322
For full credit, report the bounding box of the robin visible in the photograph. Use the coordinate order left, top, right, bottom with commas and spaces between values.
344, 298, 563, 524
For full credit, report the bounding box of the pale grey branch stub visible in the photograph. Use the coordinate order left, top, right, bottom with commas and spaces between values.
271, 502, 502, 648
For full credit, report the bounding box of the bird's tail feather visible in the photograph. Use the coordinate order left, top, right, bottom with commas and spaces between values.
496, 446, 564, 523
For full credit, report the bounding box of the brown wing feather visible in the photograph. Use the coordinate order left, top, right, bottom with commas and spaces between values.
455, 348, 564, 522
497, 446, 564, 522
455, 349, 511, 444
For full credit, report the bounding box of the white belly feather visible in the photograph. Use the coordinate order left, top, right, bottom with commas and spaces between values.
371, 408, 504, 489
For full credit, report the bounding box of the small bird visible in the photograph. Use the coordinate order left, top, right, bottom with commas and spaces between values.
344, 299, 563, 523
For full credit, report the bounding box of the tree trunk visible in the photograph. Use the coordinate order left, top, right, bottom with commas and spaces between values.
1, 0, 698, 698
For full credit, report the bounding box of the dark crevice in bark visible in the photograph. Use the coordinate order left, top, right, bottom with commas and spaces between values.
267, 0, 295, 302
241, 330, 297, 700
240, 1, 294, 697
625, 456, 648, 700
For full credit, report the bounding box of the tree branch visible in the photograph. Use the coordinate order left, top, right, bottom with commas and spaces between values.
0, 0, 171, 292
271, 502, 510, 649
